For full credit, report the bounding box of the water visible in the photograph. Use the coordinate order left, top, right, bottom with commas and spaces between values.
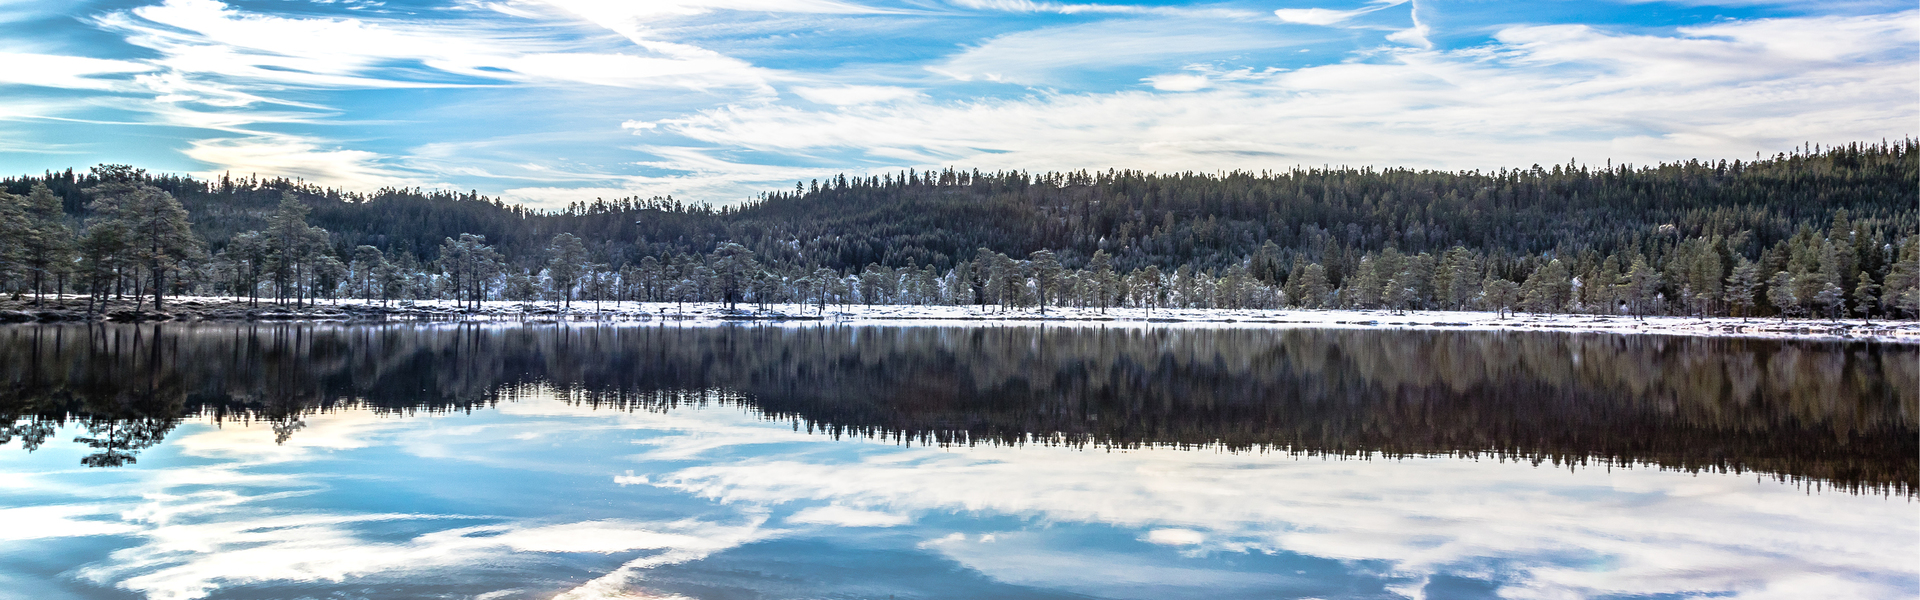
0, 323, 1914, 600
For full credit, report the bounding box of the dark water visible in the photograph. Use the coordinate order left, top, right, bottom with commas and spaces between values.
0, 323, 1914, 599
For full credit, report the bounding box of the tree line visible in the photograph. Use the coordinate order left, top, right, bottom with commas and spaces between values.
0, 141, 1914, 319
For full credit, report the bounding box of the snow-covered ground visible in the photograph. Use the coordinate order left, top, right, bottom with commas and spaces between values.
147, 297, 1918, 344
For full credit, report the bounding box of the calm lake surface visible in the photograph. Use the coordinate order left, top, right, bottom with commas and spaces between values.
1, 323, 1914, 600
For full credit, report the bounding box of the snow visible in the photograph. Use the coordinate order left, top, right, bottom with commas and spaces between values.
202, 297, 1920, 344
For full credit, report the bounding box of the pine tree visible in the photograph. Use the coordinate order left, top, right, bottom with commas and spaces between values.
351, 245, 385, 301
1623, 257, 1660, 319
1029, 250, 1062, 314
1724, 257, 1760, 321
1766, 271, 1797, 320
1482, 277, 1521, 319
0, 190, 26, 298
84, 165, 202, 312
1813, 282, 1845, 321
1439, 247, 1479, 310
1852, 271, 1879, 322
711, 242, 759, 310
545, 233, 587, 310
1524, 259, 1574, 314
265, 193, 325, 305
21, 183, 73, 304
1881, 238, 1920, 318
1087, 250, 1114, 313
1296, 263, 1331, 309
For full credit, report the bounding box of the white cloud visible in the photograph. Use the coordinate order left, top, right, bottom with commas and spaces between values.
650, 439, 1917, 599
1143, 72, 1210, 91
9, 390, 1914, 600
653, 11, 1918, 184
31, 409, 776, 600
948, 0, 1260, 18
787, 504, 911, 527
932, 18, 1316, 84
0, 504, 144, 540
536, 0, 889, 20
793, 84, 922, 105
1273, 0, 1407, 26
1144, 528, 1205, 545
103, 0, 770, 92
182, 136, 440, 189
0, 53, 152, 90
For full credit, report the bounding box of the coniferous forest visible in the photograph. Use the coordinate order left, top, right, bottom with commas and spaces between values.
0, 141, 1915, 319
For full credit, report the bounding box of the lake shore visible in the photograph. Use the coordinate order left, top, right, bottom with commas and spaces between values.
2, 295, 1915, 343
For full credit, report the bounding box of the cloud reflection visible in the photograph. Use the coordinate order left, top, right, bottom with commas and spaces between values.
2, 385, 1913, 599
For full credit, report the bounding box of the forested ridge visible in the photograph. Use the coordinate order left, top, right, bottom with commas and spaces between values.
0, 140, 1915, 318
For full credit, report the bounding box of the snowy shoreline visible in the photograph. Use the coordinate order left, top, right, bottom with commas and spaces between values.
4, 296, 1915, 344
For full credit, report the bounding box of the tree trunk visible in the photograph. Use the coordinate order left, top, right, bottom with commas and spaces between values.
151, 260, 165, 312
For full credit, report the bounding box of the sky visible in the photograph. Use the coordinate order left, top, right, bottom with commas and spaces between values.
0, 0, 1914, 209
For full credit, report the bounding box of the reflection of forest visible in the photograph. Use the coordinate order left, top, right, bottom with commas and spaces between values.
1, 323, 1913, 494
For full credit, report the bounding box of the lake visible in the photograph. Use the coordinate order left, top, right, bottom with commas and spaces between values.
1, 323, 1914, 600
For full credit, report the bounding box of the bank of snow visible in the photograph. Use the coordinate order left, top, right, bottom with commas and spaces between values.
4, 297, 1913, 343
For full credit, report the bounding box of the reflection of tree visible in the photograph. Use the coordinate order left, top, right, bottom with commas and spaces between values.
73, 417, 175, 467
0, 419, 56, 452
0, 322, 1913, 493
269, 415, 305, 445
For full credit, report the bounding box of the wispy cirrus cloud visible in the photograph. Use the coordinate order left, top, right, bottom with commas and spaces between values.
650, 11, 1918, 187
0, 0, 1912, 208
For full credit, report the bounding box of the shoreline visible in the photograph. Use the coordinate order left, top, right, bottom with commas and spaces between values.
2, 296, 1915, 343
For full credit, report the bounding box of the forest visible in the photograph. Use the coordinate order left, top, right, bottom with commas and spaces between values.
0, 140, 1915, 319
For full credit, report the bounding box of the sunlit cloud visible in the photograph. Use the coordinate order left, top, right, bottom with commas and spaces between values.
182, 136, 441, 189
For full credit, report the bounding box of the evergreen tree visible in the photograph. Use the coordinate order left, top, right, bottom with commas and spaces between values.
0, 190, 25, 298
263, 193, 329, 305
1813, 281, 1845, 321
1852, 271, 1879, 322
545, 233, 587, 310
1882, 238, 1920, 318
21, 183, 73, 304
1294, 263, 1331, 309
1482, 277, 1521, 319
84, 165, 202, 312
350, 245, 385, 301
1523, 259, 1573, 314
1439, 247, 1479, 310
1724, 257, 1760, 321
1029, 250, 1062, 314
1766, 271, 1797, 320
711, 242, 758, 309
1087, 250, 1115, 313
1623, 257, 1660, 319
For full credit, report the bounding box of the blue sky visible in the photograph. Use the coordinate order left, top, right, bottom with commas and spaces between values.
0, 0, 1914, 209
